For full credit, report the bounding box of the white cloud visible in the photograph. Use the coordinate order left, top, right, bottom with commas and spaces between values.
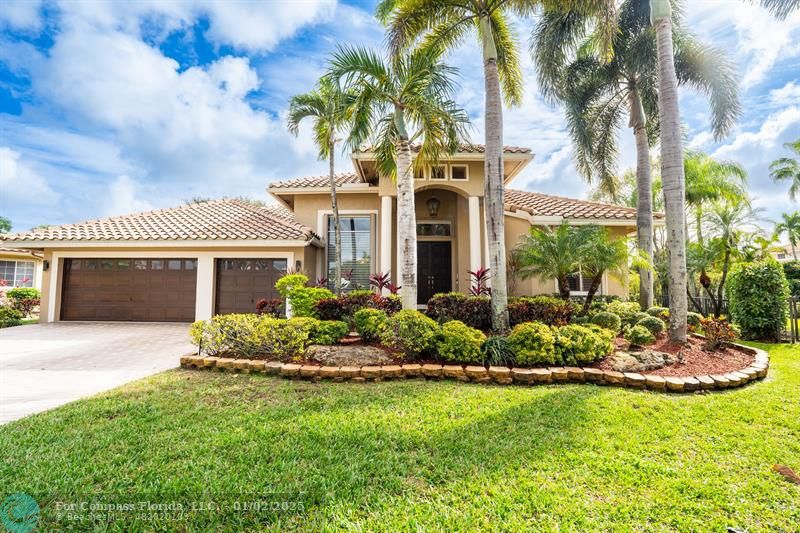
104, 175, 153, 217
0, 147, 59, 203
770, 81, 800, 106
0, 0, 43, 31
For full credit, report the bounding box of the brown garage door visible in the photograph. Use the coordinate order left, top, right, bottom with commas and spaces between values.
215, 258, 287, 315
61, 258, 197, 322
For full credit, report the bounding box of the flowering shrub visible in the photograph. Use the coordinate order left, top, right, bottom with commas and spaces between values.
700, 316, 739, 350
353, 308, 388, 342
624, 325, 655, 347
435, 320, 486, 364
553, 324, 613, 365
507, 296, 574, 327
507, 322, 557, 366
379, 310, 439, 358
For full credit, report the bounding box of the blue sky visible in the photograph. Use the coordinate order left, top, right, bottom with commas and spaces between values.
0, 0, 798, 236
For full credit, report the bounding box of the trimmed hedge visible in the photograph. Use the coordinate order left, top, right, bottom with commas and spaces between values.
380, 310, 439, 358
636, 315, 665, 336
426, 293, 492, 330
353, 308, 388, 342
553, 324, 613, 365
435, 320, 487, 364
507, 296, 574, 327
727, 260, 789, 342
591, 311, 621, 333
190, 314, 309, 360
625, 325, 655, 347
314, 291, 401, 322
507, 322, 557, 366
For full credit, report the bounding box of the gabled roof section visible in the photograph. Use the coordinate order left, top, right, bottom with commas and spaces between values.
505, 189, 663, 221
355, 143, 532, 154
0, 247, 44, 258
268, 172, 365, 190
1, 199, 318, 243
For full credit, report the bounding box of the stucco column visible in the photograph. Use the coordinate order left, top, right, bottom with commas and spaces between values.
195, 255, 215, 320
468, 196, 481, 274
380, 195, 393, 292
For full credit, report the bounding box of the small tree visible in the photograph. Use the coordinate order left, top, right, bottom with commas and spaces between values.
727, 259, 789, 342
578, 227, 631, 315
516, 222, 588, 300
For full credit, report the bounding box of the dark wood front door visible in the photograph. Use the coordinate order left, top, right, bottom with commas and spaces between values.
215, 258, 287, 315
417, 241, 452, 305
60, 258, 197, 322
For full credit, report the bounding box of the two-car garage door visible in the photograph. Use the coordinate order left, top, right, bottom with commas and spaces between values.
60, 257, 288, 322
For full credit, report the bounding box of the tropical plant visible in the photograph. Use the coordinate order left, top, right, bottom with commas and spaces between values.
577, 227, 631, 315
699, 316, 739, 350
288, 77, 354, 296
515, 222, 588, 300
0, 216, 10, 233
534, 0, 740, 313
369, 272, 392, 293
380, 0, 617, 331
468, 267, 491, 296
481, 335, 516, 366
754, 0, 800, 19
770, 139, 800, 200
776, 211, 800, 259
328, 45, 469, 310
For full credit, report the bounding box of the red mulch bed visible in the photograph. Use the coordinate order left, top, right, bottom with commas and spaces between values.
595, 335, 754, 377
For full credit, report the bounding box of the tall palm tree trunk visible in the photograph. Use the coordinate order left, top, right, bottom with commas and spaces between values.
481, 17, 509, 332
329, 139, 343, 295
395, 109, 417, 309
652, 0, 688, 342
629, 88, 654, 310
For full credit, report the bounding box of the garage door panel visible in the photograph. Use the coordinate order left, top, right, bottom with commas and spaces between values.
215, 258, 286, 315
61, 258, 196, 322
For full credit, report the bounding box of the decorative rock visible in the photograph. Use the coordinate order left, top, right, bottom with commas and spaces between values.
351, 377, 366, 383
583, 368, 604, 383
624, 372, 646, 388
443, 365, 466, 379
754, 352, 769, 365
682, 377, 700, 391
360, 366, 382, 379
319, 366, 339, 379
753, 365, 768, 378
664, 376, 685, 392
422, 364, 443, 378
549, 367, 569, 382
644, 374, 666, 390
510, 368, 535, 384
732, 370, 750, 383
339, 366, 361, 379
401, 364, 423, 377
488, 366, 512, 384
530, 368, 553, 383
217, 358, 236, 370
710, 374, 731, 388
724, 372, 743, 386
306, 344, 393, 367
381, 365, 403, 378
248, 360, 266, 373
696, 375, 716, 390
280, 363, 301, 377
202, 357, 220, 369
265, 361, 283, 375
566, 367, 585, 382
233, 359, 250, 372
465, 366, 489, 381
300, 365, 320, 378
602, 370, 624, 385
740, 368, 759, 381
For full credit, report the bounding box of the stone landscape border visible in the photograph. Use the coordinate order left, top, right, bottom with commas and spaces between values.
180, 342, 769, 394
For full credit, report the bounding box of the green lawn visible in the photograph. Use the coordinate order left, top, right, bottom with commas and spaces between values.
1, 344, 798, 531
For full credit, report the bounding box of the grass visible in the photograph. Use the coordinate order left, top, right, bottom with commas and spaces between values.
1, 344, 798, 531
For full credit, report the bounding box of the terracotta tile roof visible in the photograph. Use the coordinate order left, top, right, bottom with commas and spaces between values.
357, 143, 532, 154
1, 199, 318, 243
505, 189, 662, 221
261, 203, 296, 221
268, 172, 365, 190
0, 247, 44, 258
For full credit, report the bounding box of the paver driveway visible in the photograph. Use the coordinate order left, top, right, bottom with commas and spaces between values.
0, 322, 193, 424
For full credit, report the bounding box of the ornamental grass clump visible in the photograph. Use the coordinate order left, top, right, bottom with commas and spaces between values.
507, 322, 557, 366
435, 320, 487, 364
480, 336, 516, 367
379, 310, 439, 359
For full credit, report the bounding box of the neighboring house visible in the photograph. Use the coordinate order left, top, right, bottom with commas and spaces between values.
0, 247, 44, 292
771, 245, 796, 262
2, 145, 660, 323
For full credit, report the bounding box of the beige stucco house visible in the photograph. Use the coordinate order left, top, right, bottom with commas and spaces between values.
0, 247, 44, 292
2, 145, 655, 323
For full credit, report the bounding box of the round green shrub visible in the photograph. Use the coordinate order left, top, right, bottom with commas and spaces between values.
687, 312, 703, 330
590, 311, 621, 333
646, 306, 669, 320
0, 305, 24, 328
631, 311, 650, 326
636, 315, 665, 336
379, 309, 439, 358
624, 325, 655, 347
606, 301, 642, 325
507, 322, 557, 366
480, 336, 515, 367
570, 316, 590, 325
353, 308, 387, 342
553, 324, 613, 365
309, 320, 348, 345
727, 259, 790, 342
435, 320, 486, 364
190, 314, 310, 360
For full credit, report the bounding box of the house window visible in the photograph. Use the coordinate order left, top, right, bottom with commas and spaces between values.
567, 269, 593, 294
450, 164, 468, 181
327, 215, 372, 291
417, 222, 451, 236
430, 165, 447, 180
414, 166, 426, 180
0, 260, 35, 288
777, 253, 786, 259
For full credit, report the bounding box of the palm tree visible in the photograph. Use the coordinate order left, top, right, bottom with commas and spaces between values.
288, 78, 354, 295
380, 0, 616, 331
515, 222, 589, 300
776, 211, 800, 259
684, 151, 748, 246
770, 139, 800, 201
578, 227, 630, 315
754, 0, 800, 19
534, 0, 740, 314
328, 45, 469, 309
